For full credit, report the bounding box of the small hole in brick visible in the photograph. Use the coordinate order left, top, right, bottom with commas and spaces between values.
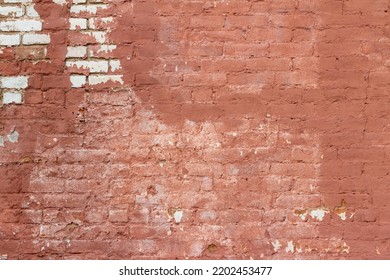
385, 10, 388, 13
207, 244, 218, 252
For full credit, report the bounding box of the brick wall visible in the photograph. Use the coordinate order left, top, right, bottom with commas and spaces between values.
0, 0, 389, 259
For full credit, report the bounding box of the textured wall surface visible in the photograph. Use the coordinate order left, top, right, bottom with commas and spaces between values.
0, 0, 390, 259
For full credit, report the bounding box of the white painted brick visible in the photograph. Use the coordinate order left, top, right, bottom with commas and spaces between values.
66, 60, 109, 73
22, 34, 50, 45
0, 34, 20, 46
70, 4, 108, 14
69, 18, 87, 30
88, 75, 124, 85
25, 4, 39, 17
0, 76, 28, 89
73, 0, 87, 3
52, 0, 67, 5
2, 91, 23, 104
0, 20, 42, 32
0, 6, 24, 17
66, 46, 87, 58
70, 75, 86, 88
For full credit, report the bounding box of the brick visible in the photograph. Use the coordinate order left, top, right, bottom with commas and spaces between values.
0, 20, 42, 32
66, 46, 87, 58
70, 75, 86, 87
22, 34, 50, 45
0, 76, 28, 89
0, 34, 20, 46
2, 90, 23, 104
0, 6, 24, 17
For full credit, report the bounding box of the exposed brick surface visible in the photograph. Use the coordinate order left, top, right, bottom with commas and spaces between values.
0, 0, 390, 259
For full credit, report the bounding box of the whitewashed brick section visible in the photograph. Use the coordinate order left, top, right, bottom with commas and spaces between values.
2, 91, 23, 104
66, 2, 124, 88
0, 34, 20, 46
22, 34, 50, 45
0, 76, 28, 89
0, 0, 51, 105
70, 75, 87, 88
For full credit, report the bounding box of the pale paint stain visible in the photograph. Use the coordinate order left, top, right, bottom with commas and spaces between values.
271, 240, 281, 252
309, 208, 329, 221
285, 241, 295, 253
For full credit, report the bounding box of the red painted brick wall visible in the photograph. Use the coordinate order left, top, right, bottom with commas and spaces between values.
0, 0, 390, 259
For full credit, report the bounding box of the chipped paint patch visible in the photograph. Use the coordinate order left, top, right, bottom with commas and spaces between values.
0, 136, 4, 147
